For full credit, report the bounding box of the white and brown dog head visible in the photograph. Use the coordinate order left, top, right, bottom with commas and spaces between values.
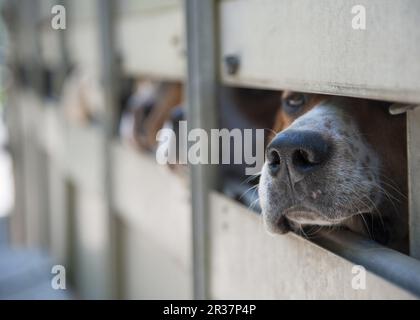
259, 91, 408, 251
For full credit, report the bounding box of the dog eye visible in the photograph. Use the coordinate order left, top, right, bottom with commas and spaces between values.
283, 93, 306, 114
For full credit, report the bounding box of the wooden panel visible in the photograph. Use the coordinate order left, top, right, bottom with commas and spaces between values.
38, 105, 66, 164
40, 30, 61, 68
118, 0, 180, 13
116, 0, 185, 79
67, 0, 101, 78
39, 0, 58, 20
47, 160, 68, 265
14, 0, 41, 66
121, 222, 192, 299
210, 193, 416, 299
112, 143, 191, 265
220, 0, 420, 103
408, 108, 420, 259
7, 89, 27, 245
38, 0, 61, 68
72, 188, 113, 299
17, 93, 50, 248
112, 143, 192, 298
67, 0, 99, 23
65, 124, 105, 194
67, 22, 101, 78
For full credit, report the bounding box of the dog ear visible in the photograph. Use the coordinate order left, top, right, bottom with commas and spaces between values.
266, 91, 283, 138
144, 82, 183, 149
271, 102, 297, 133
272, 108, 285, 134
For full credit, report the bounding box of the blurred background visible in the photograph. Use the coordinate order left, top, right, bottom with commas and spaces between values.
0, 0, 196, 300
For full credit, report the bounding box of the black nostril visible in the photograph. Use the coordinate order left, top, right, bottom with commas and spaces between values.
266, 130, 331, 180
275, 215, 290, 234
267, 149, 281, 176
292, 148, 318, 171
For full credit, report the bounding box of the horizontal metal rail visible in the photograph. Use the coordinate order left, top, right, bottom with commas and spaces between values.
313, 229, 420, 297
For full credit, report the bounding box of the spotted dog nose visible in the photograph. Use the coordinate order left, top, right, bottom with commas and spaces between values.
266, 130, 331, 183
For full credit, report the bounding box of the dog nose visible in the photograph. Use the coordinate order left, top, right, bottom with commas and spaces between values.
266, 130, 331, 182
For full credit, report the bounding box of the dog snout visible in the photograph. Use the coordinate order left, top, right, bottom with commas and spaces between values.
266, 130, 331, 182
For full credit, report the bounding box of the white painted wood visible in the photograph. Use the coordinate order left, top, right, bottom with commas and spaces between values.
65, 123, 106, 195
111, 143, 191, 267
67, 21, 102, 79
47, 160, 68, 265
67, 0, 99, 23
210, 193, 416, 299
16, 100, 68, 267
220, 0, 420, 103
17, 93, 50, 248
72, 188, 112, 299
7, 89, 27, 245
38, 0, 61, 68
35, 101, 113, 298
116, 0, 185, 79
38, 0, 58, 20
121, 221, 192, 299
112, 143, 192, 298
118, 0, 181, 14
38, 105, 66, 164
38, 108, 192, 299
66, 0, 101, 79
39, 26, 61, 68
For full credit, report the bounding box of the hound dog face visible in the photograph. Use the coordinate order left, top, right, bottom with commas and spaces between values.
259, 91, 407, 250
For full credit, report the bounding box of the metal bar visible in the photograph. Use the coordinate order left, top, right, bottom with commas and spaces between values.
186, 0, 219, 299
97, 0, 120, 299
407, 108, 420, 259
313, 229, 420, 297
98, 0, 120, 137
